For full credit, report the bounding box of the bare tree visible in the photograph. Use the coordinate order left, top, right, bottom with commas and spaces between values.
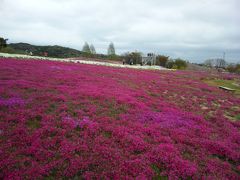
204, 58, 226, 68
204, 59, 214, 67
216, 58, 226, 68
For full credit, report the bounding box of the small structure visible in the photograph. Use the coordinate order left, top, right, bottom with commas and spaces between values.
141, 53, 156, 66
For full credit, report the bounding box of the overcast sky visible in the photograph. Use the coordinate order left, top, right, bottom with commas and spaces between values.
0, 0, 239, 63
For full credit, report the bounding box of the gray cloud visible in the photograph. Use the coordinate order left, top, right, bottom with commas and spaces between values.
0, 0, 239, 62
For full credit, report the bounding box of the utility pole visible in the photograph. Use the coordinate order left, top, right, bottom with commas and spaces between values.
223, 52, 226, 61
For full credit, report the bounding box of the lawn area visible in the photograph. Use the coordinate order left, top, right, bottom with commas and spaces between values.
0, 58, 240, 179
204, 79, 240, 96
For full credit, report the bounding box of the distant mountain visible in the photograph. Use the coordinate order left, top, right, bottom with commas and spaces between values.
8, 43, 83, 58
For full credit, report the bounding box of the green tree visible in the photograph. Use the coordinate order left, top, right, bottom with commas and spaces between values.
108, 42, 115, 56
174, 58, 187, 69
123, 52, 142, 65
166, 59, 174, 69
90, 44, 96, 54
0, 37, 8, 50
156, 55, 169, 67
82, 42, 91, 53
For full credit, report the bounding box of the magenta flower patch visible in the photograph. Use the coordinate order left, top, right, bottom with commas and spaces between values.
0, 58, 239, 179
0, 97, 25, 107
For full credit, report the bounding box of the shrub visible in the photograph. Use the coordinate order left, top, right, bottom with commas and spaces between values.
123, 52, 142, 65
156, 55, 169, 67
227, 64, 240, 74
108, 54, 119, 60
166, 58, 188, 69
166, 60, 175, 69
0, 47, 17, 54
174, 58, 187, 69
0, 37, 8, 50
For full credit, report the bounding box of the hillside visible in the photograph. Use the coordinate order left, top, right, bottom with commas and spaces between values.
0, 57, 240, 178
8, 43, 83, 58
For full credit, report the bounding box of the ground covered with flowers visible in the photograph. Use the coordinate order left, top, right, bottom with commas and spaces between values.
0, 58, 240, 179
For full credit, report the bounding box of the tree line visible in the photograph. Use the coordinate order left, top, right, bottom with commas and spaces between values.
122, 52, 187, 69
0, 37, 188, 70
204, 58, 240, 74
1, 36, 239, 73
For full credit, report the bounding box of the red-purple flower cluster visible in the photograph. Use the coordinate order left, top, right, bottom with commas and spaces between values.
0, 97, 25, 107
0, 58, 240, 179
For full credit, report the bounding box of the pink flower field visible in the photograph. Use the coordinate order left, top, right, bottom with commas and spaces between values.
0, 58, 240, 179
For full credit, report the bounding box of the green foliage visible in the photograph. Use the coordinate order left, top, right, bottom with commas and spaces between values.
227, 64, 240, 74
156, 55, 169, 67
108, 42, 115, 56
81, 52, 92, 57
204, 79, 240, 95
123, 52, 142, 65
26, 115, 42, 129
172, 64, 178, 69
235, 114, 240, 121
8, 43, 83, 58
82, 42, 91, 53
0, 37, 8, 50
7, 42, 120, 60
174, 58, 187, 69
108, 54, 119, 60
166, 58, 187, 69
151, 164, 168, 180
166, 60, 175, 69
90, 44, 96, 54
96, 53, 121, 61
0, 47, 18, 54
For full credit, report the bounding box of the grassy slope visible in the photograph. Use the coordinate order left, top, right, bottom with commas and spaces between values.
204, 79, 240, 95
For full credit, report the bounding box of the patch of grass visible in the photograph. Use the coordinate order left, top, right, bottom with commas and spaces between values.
235, 114, 240, 121
26, 115, 42, 129
204, 79, 240, 96
46, 103, 58, 114
103, 131, 112, 138
43, 168, 59, 180
151, 164, 168, 180
93, 99, 129, 119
